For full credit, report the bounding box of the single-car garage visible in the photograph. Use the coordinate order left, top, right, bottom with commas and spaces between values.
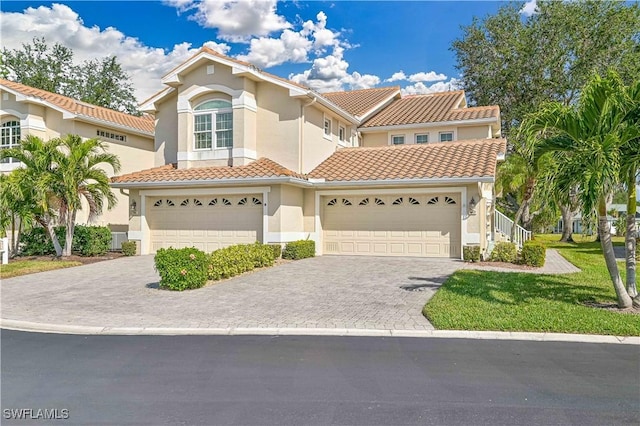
147, 194, 263, 253
322, 193, 461, 258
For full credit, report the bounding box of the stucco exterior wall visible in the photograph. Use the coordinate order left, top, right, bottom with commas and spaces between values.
154, 91, 178, 166
361, 124, 492, 147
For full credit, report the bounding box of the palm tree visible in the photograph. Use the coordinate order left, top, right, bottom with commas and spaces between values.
0, 172, 35, 256
523, 71, 639, 308
50, 135, 120, 256
0, 135, 64, 256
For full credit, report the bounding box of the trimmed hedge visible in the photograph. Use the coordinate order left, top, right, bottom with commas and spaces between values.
20, 225, 111, 256
463, 245, 481, 262
282, 240, 315, 260
207, 243, 276, 281
520, 240, 546, 267
121, 241, 137, 256
490, 242, 518, 263
269, 244, 282, 259
154, 247, 209, 291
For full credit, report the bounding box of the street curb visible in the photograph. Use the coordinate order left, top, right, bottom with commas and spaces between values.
1, 319, 638, 344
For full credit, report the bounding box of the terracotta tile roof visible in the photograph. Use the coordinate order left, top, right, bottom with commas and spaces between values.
308, 139, 506, 181
0, 79, 155, 135
111, 157, 305, 184
321, 86, 400, 118
361, 91, 499, 128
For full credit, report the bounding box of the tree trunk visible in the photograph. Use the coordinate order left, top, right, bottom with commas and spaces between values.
522, 203, 532, 231
559, 204, 574, 242
10, 214, 16, 255
14, 218, 23, 259
37, 216, 63, 257
625, 175, 637, 298
598, 198, 632, 308
511, 202, 525, 243
510, 177, 536, 243
63, 211, 76, 257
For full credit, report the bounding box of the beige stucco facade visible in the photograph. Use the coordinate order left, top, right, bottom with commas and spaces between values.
361, 124, 494, 147
1, 88, 155, 230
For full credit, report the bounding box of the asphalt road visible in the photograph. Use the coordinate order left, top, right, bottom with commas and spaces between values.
1, 330, 638, 426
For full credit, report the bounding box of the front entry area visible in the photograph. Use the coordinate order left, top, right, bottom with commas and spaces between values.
322, 193, 461, 258
147, 194, 263, 253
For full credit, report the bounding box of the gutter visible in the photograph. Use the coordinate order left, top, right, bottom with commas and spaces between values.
310, 177, 495, 187
110, 176, 314, 189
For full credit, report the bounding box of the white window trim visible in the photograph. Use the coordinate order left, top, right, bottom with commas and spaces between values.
390, 134, 405, 145
1, 119, 21, 165
439, 131, 455, 142
338, 124, 348, 146
193, 99, 233, 151
323, 115, 332, 140
415, 133, 429, 144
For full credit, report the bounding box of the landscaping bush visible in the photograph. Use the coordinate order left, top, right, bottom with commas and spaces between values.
71, 226, 111, 256
463, 245, 481, 262
154, 247, 208, 291
489, 242, 518, 263
207, 243, 276, 281
520, 240, 546, 267
121, 241, 137, 256
269, 244, 282, 259
20, 226, 65, 255
282, 240, 315, 260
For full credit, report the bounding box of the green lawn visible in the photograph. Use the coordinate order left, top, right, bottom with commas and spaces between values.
424, 235, 640, 336
0, 260, 82, 279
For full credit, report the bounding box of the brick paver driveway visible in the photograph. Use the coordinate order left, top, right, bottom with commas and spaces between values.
1, 256, 462, 330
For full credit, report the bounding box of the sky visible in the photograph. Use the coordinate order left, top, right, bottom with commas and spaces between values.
0, 1, 537, 102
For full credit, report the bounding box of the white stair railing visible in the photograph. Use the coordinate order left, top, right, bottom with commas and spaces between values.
494, 210, 531, 248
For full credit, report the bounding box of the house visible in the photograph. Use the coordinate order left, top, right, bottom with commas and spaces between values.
0, 79, 156, 236
107, 47, 506, 258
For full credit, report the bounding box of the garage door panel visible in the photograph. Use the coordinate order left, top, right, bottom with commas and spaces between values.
148, 195, 262, 253
323, 194, 461, 258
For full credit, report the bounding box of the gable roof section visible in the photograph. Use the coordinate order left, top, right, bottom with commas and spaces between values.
308, 139, 506, 182
322, 86, 401, 120
360, 91, 499, 129
0, 79, 155, 135
111, 157, 306, 186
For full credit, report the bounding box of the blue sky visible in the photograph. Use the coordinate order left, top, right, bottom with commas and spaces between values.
0, 1, 527, 101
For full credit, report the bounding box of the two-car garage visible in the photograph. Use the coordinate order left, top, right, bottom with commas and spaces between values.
321, 193, 461, 258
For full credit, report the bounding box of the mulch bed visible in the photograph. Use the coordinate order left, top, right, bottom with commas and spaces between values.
465, 261, 538, 271
14, 253, 125, 265
581, 300, 640, 315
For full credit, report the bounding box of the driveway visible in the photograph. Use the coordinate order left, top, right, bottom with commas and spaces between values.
0, 256, 461, 331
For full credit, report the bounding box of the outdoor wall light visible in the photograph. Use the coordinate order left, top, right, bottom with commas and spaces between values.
468, 197, 477, 216
130, 200, 137, 214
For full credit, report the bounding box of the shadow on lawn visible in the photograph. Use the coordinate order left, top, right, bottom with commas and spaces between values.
443, 270, 613, 306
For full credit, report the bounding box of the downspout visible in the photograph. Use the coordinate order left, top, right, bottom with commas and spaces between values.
299, 96, 317, 173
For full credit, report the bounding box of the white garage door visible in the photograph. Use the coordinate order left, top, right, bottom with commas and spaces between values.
148, 194, 263, 253
322, 194, 461, 258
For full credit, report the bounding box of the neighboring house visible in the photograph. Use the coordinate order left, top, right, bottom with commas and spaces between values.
0, 79, 155, 233
108, 47, 506, 258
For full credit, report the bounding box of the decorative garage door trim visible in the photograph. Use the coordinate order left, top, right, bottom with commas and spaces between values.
315, 187, 468, 258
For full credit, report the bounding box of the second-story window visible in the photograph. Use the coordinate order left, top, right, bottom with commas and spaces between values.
391, 135, 405, 145
415, 134, 429, 144
1, 120, 21, 164
439, 131, 454, 142
339, 125, 346, 142
193, 99, 233, 149
324, 117, 332, 137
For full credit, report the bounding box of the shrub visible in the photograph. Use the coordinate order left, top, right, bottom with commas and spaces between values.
282, 240, 315, 260
490, 242, 517, 263
20, 226, 65, 255
71, 226, 111, 256
520, 240, 546, 267
121, 241, 137, 256
463, 245, 481, 262
207, 243, 276, 281
269, 244, 282, 259
154, 247, 208, 291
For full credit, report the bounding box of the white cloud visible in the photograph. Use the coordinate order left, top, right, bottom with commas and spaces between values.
164, 0, 290, 42
407, 71, 447, 83
385, 71, 407, 83
520, 0, 538, 17
0, 4, 231, 102
401, 78, 461, 95
236, 29, 312, 68
289, 46, 380, 92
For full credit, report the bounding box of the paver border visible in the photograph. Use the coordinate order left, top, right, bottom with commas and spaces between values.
1, 319, 637, 345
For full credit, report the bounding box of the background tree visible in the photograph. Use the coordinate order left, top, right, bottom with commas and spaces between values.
453, 0, 640, 231
1, 37, 139, 115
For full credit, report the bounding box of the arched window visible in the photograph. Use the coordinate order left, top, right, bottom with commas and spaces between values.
1, 120, 21, 164
193, 99, 232, 150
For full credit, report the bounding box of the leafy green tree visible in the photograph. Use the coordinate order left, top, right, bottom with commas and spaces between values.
0, 136, 65, 256
524, 72, 640, 308
49, 135, 121, 257
1, 37, 139, 114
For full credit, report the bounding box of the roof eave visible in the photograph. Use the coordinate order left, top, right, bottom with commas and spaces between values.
307, 176, 495, 187
356, 90, 402, 122
359, 117, 498, 132
111, 176, 312, 189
